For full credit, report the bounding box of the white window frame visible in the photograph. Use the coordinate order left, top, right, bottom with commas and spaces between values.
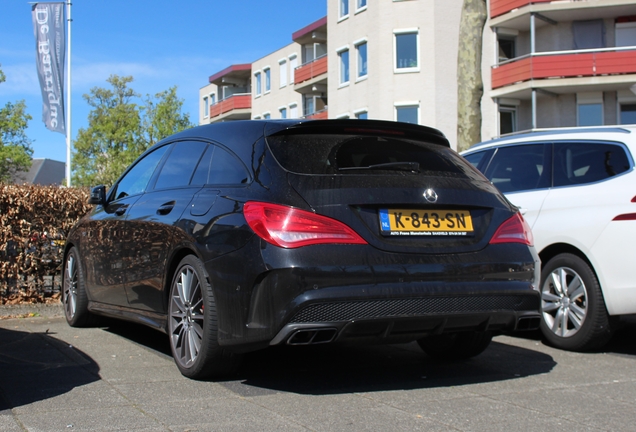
336, 113, 351, 119
394, 102, 420, 124
394, 28, 420, 73
279, 58, 287, 88
263, 111, 271, 120
337, 45, 350, 87
289, 103, 298, 119
203, 96, 209, 118
289, 54, 298, 84
254, 71, 262, 97
354, 108, 368, 119
210, 93, 216, 106
354, 38, 368, 81
264, 67, 271, 94
355, 0, 367, 14
279, 106, 288, 119
339, 0, 349, 21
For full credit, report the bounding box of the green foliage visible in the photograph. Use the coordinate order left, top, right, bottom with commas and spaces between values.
0, 65, 34, 183
72, 75, 194, 187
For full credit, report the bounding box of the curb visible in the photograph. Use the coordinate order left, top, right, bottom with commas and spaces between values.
0, 303, 64, 319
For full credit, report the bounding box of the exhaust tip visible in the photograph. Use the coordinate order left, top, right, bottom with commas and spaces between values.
516, 316, 541, 331
287, 328, 337, 345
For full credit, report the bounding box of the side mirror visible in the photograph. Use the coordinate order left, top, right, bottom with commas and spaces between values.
88, 185, 106, 206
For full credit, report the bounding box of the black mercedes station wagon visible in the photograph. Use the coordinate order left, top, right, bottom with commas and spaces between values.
63, 119, 541, 379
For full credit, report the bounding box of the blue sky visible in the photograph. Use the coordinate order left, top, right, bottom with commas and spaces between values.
0, 0, 327, 163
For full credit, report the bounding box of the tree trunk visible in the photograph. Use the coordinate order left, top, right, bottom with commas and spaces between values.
457, 0, 487, 152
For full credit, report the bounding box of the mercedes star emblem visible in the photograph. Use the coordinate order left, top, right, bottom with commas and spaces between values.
423, 188, 438, 203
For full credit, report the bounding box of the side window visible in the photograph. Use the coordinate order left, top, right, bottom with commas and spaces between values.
111, 145, 170, 200
463, 150, 493, 172
191, 144, 249, 186
154, 141, 207, 190
484, 144, 550, 193
553, 142, 631, 187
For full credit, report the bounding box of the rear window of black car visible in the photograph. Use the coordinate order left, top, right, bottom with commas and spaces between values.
266, 134, 467, 176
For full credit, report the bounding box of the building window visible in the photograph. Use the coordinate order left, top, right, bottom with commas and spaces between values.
395, 30, 419, 71
355, 110, 368, 119
339, 48, 350, 85
616, 21, 636, 47
304, 95, 315, 116
279, 60, 287, 88
498, 36, 516, 64
499, 105, 517, 135
279, 107, 287, 119
289, 55, 297, 84
263, 112, 271, 120
290, 103, 298, 119
357, 0, 367, 11
340, 0, 349, 18
356, 41, 368, 79
264, 68, 271, 93
578, 104, 603, 126
210, 93, 216, 105
254, 72, 262, 96
620, 104, 636, 124
396, 104, 419, 124
203, 97, 209, 118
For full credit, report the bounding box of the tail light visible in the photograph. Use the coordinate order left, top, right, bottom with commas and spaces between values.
243, 201, 367, 248
489, 212, 534, 246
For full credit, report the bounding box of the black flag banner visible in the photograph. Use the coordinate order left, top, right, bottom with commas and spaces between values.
32, 2, 66, 134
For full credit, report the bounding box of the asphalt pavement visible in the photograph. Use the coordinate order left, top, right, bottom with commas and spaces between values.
1, 304, 635, 431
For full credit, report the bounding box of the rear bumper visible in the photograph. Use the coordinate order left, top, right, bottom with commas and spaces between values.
205, 240, 540, 352
271, 296, 541, 346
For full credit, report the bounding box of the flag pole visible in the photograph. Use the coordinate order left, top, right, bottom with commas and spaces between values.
65, 0, 72, 187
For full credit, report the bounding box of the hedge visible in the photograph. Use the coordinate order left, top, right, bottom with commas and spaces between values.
1, 184, 91, 304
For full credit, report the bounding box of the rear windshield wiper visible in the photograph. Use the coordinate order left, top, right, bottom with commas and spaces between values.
338, 162, 420, 172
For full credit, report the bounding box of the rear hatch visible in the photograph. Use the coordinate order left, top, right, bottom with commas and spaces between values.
265, 121, 514, 254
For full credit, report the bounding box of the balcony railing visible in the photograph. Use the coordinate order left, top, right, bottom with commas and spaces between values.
209, 94, 251, 118
294, 55, 328, 85
303, 109, 328, 120
490, 0, 553, 18
492, 47, 636, 89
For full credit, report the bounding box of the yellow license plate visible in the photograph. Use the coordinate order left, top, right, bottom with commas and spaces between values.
379, 209, 473, 236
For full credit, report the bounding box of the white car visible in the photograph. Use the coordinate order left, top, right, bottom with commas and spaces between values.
462, 127, 636, 351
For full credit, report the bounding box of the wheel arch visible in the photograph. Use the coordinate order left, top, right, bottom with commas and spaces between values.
538, 243, 598, 279
163, 246, 208, 315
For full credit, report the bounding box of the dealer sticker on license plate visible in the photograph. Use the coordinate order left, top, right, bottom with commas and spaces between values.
379, 209, 474, 236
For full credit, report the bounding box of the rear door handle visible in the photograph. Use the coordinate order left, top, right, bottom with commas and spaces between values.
157, 201, 175, 215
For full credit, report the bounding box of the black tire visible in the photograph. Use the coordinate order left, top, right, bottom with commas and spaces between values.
539, 253, 613, 351
417, 331, 492, 361
168, 255, 241, 380
62, 247, 94, 327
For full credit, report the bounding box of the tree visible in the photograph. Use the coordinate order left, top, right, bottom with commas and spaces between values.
456, 0, 487, 152
72, 75, 194, 187
0, 65, 34, 183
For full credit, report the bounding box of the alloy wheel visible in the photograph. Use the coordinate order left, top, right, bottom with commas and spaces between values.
541, 266, 588, 338
63, 254, 78, 320
169, 265, 205, 369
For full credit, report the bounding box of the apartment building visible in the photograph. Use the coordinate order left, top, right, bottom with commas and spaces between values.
199, 0, 636, 148
483, 0, 636, 138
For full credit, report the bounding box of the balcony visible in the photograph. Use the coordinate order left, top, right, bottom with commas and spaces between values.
209, 94, 251, 121
490, 1, 636, 28
294, 56, 328, 94
304, 109, 328, 120
492, 48, 636, 96
490, 0, 552, 19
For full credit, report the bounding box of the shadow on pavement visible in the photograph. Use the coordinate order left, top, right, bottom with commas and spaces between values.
100, 320, 557, 395
230, 339, 556, 395
0, 327, 100, 410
